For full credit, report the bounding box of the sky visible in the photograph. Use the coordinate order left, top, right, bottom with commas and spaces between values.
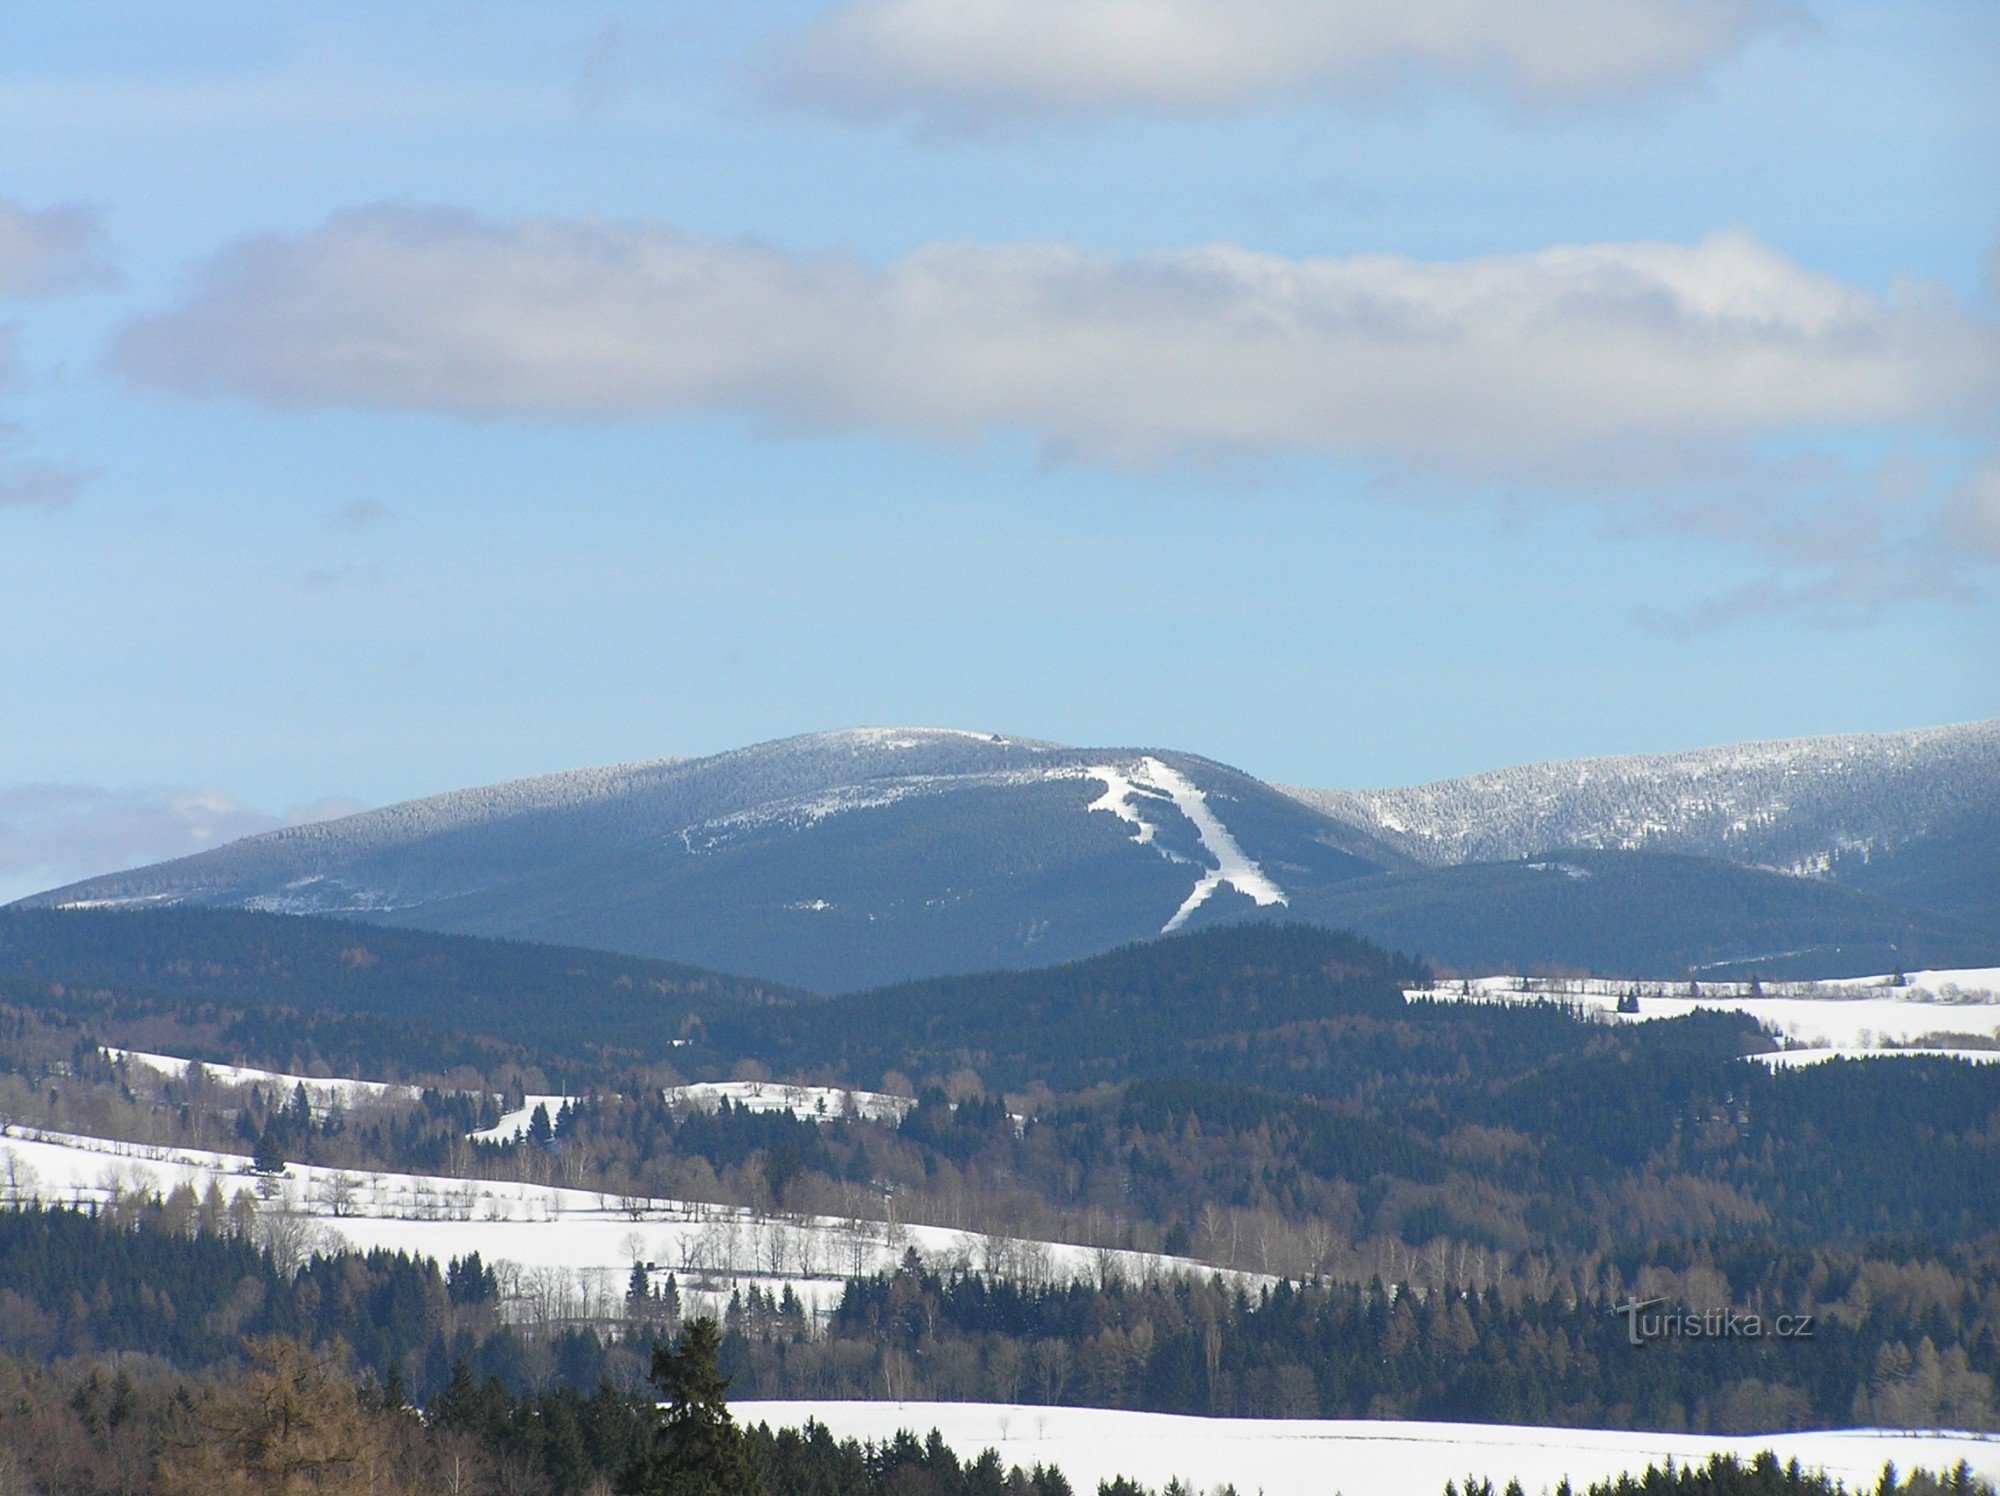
0, 0, 1996, 902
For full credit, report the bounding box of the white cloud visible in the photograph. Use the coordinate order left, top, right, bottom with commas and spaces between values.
0, 785, 363, 905
0, 199, 114, 298
114, 208, 1996, 482
773, 0, 1783, 126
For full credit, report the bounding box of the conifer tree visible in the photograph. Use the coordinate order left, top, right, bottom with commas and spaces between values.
252, 1128, 286, 1176
620, 1317, 760, 1496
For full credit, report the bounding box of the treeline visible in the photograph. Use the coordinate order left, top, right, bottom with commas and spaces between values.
1447, 1457, 1992, 1496
706, 1255, 2000, 1435
0, 1202, 629, 1401
0, 1329, 1096, 1496
15, 1201, 2000, 1436
0, 1327, 1982, 1496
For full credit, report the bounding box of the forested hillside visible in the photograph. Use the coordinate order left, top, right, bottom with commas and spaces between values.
1282, 851, 2000, 980
0, 905, 792, 1076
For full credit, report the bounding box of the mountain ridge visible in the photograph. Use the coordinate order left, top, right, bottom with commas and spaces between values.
19, 728, 1408, 990
1279, 718, 1999, 929
15, 721, 1995, 988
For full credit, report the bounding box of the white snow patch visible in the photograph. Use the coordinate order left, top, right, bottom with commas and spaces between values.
106, 1049, 423, 1110
470, 1095, 574, 1145
1410, 972, 2000, 1053
1751, 1047, 2000, 1069
736, 1403, 2000, 1496
665, 1081, 916, 1125
1085, 766, 1157, 846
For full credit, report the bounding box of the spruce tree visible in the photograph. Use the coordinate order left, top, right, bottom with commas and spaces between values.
252, 1128, 286, 1176
527, 1103, 555, 1149
620, 1317, 760, 1496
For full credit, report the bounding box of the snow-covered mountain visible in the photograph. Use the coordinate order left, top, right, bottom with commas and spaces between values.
20, 728, 1405, 991
19, 722, 1995, 988
1280, 720, 1999, 928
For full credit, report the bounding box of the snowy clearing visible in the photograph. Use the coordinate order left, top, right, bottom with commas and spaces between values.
0, 1127, 1263, 1324
1410, 970, 2000, 1054
468, 1096, 577, 1144
1752, 1047, 2000, 1069
737, 1402, 2000, 1496
664, 1081, 915, 1125
106, 1048, 424, 1109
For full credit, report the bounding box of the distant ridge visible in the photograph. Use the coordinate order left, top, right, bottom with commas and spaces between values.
1279, 720, 2000, 929
20, 728, 1405, 991
17, 721, 1996, 987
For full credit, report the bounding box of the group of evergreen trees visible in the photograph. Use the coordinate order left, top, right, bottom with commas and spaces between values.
705, 1255, 2000, 1434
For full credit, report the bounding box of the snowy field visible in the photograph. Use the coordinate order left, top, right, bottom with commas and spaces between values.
105, 1052, 920, 1139
106, 1048, 425, 1109
105, 1047, 568, 1147
0, 1127, 1260, 1324
738, 1402, 2000, 1496
1410, 969, 2000, 1054
664, 1081, 916, 1125
1752, 1046, 2000, 1070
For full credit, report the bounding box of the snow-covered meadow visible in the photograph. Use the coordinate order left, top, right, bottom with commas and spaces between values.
663, 1080, 916, 1125
738, 1402, 2000, 1496
0, 1126, 1261, 1325
106, 1047, 425, 1109
1410, 969, 2000, 1056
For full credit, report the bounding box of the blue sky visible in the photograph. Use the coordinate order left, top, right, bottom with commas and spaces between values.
1, 1, 1995, 899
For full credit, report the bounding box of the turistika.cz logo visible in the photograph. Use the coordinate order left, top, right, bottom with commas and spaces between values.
1613, 1298, 1816, 1347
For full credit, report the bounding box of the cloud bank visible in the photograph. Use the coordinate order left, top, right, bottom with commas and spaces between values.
0, 200, 115, 298
774, 0, 1782, 126
0, 785, 363, 905
115, 208, 1995, 478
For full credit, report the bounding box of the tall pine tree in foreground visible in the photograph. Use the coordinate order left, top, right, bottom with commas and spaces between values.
621, 1317, 761, 1496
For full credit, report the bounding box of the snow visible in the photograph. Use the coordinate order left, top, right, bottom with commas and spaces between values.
1086, 766, 1158, 847
109, 1045, 577, 1146
0, 1127, 1266, 1325
737, 1402, 2000, 1496
1278, 719, 1999, 876
469, 1096, 575, 1144
1409, 971, 2000, 1053
1083, 758, 1288, 934
664, 1082, 916, 1125
1752, 1047, 2000, 1069
1899, 967, 2000, 1000
106, 1048, 423, 1109
1140, 758, 1288, 931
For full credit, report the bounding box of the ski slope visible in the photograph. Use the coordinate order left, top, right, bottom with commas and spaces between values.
1410, 969, 2000, 1053
1083, 756, 1289, 933
738, 1402, 2000, 1496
